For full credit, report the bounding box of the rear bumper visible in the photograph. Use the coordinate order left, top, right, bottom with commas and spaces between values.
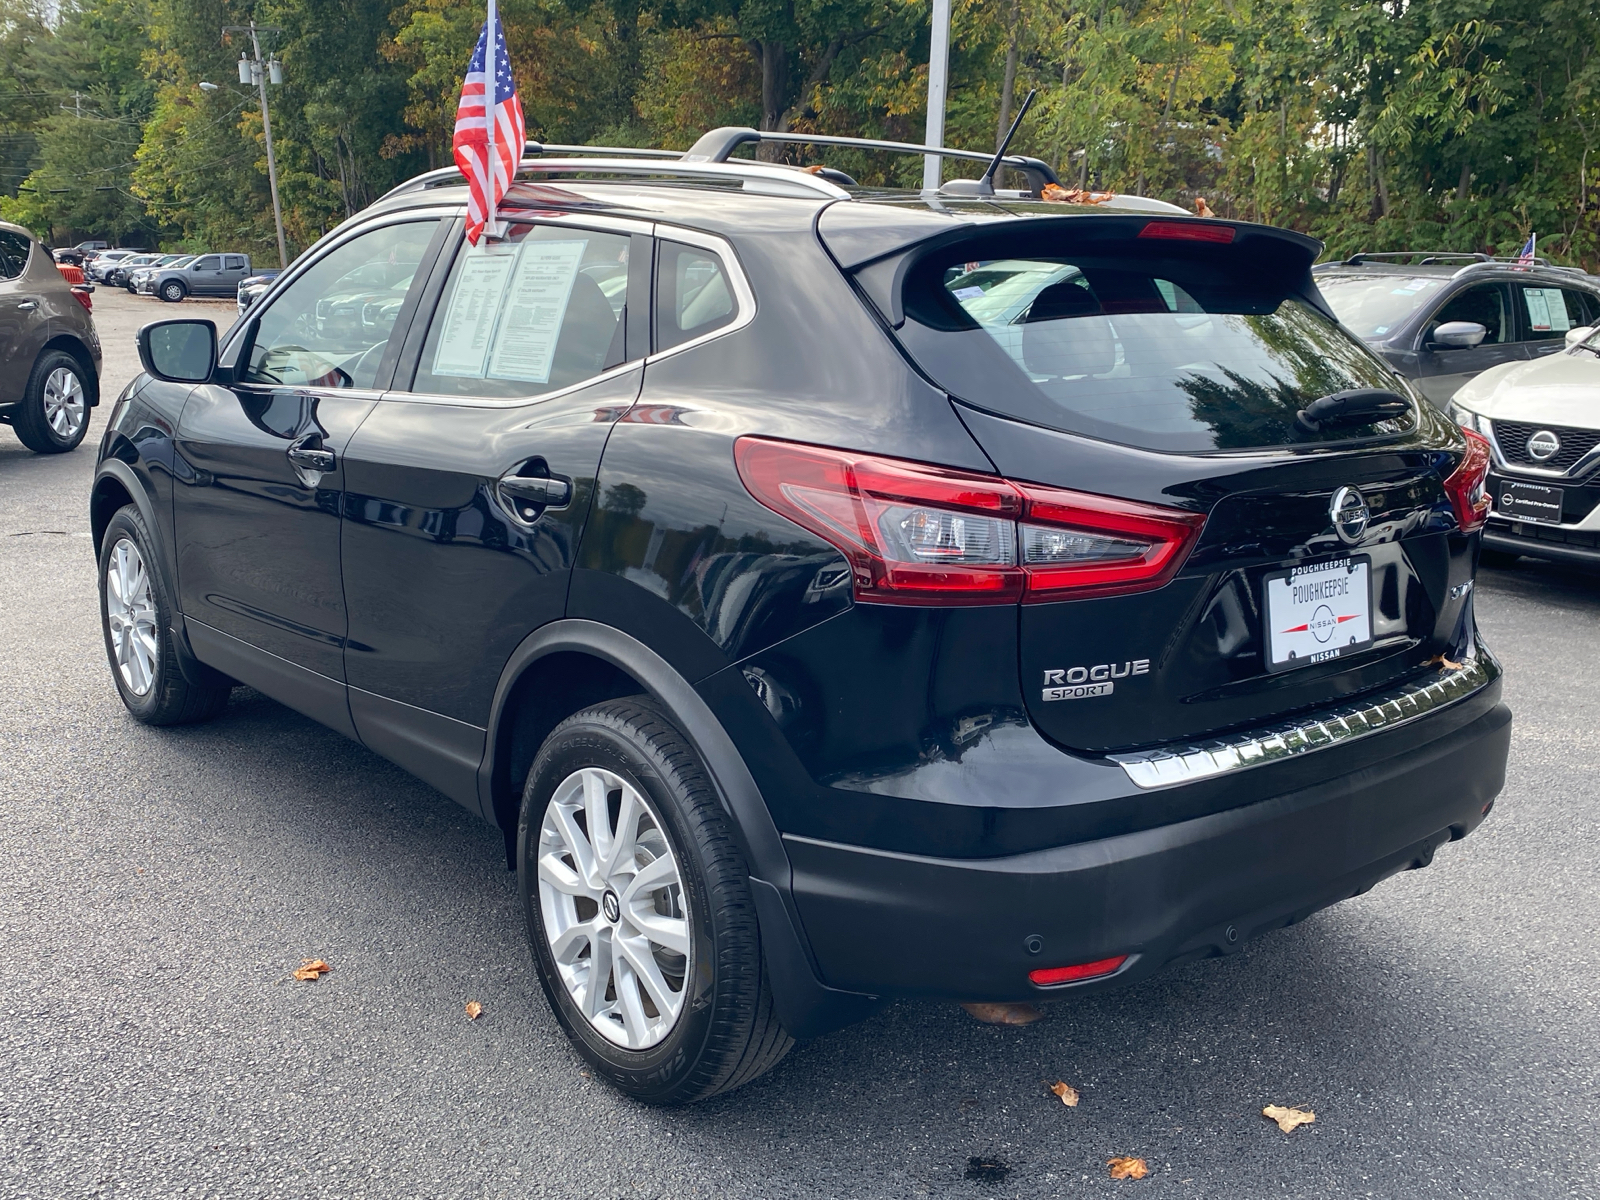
786, 696, 1510, 1002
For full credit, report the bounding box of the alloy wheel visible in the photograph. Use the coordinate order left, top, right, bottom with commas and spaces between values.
537, 766, 690, 1050
42, 367, 85, 440
105, 537, 159, 696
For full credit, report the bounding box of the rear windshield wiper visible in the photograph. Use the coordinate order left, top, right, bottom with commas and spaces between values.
1295, 388, 1411, 435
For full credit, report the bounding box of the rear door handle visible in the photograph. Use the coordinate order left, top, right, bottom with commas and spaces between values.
497, 469, 571, 522
287, 436, 336, 474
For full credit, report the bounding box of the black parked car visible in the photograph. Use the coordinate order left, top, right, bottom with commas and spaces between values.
1314, 251, 1600, 407
94, 133, 1510, 1105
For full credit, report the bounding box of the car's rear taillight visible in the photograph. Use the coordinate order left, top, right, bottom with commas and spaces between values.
1443, 429, 1492, 532
70, 285, 92, 312
733, 438, 1204, 605
1018, 485, 1206, 601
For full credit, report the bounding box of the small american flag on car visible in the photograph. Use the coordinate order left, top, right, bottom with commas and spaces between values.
1515, 232, 1536, 266
453, 5, 525, 245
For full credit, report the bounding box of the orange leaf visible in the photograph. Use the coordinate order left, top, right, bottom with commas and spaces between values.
465, 1001, 483, 1020
293, 958, 331, 982
1263, 1105, 1316, 1133
1108, 1156, 1149, 1180
1050, 1081, 1080, 1107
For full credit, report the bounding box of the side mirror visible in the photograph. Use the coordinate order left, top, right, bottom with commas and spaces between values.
1430, 320, 1487, 349
138, 318, 217, 383
1565, 325, 1595, 348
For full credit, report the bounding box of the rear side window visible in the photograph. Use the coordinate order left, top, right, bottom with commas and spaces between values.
0, 230, 30, 279
224, 255, 247, 271
892, 245, 1412, 453
656, 241, 736, 352
1516, 285, 1590, 340
409, 221, 632, 399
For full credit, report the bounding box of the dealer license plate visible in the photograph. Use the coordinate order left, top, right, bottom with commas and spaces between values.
1263, 556, 1373, 672
1496, 480, 1563, 525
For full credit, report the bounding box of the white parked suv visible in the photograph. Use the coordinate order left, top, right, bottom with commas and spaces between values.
1449, 323, 1600, 567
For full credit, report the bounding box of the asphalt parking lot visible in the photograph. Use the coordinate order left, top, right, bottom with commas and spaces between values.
2, 287, 1598, 1199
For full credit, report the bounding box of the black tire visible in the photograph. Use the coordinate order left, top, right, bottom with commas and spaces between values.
159, 279, 186, 302
98, 505, 232, 726
519, 698, 793, 1104
1480, 547, 1520, 569
12, 349, 90, 454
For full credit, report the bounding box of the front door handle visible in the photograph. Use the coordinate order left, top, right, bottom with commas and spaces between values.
16, 300, 37, 311
287, 436, 336, 474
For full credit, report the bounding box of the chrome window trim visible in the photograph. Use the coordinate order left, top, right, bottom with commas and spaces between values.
1108, 648, 1497, 790
644, 224, 756, 365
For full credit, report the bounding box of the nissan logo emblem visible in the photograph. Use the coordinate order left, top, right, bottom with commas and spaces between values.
1526, 430, 1561, 462
1330, 486, 1370, 544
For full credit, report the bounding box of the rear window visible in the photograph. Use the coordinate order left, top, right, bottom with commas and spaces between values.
892, 247, 1414, 453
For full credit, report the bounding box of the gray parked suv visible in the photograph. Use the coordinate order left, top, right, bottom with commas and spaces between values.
0, 221, 102, 452
1314, 252, 1600, 407
145, 252, 253, 303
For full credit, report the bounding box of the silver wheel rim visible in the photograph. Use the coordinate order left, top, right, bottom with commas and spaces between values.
105, 537, 158, 697
537, 767, 690, 1050
43, 367, 85, 440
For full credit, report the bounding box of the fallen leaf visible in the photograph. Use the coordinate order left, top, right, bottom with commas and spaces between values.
1262, 1104, 1316, 1133
1194, 196, 1217, 218
1424, 654, 1464, 670
1050, 1081, 1080, 1107
960, 1002, 1044, 1026
292, 958, 331, 982
465, 1001, 483, 1020
1041, 183, 1117, 205
1108, 1156, 1149, 1180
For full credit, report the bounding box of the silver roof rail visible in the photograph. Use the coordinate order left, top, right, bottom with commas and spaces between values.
682, 127, 1060, 194
1451, 257, 1585, 278
380, 155, 850, 202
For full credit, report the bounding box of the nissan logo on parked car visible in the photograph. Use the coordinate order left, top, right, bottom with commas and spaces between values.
1526, 430, 1561, 462
1329, 485, 1370, 543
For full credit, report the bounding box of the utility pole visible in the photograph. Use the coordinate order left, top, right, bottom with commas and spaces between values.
224, 20, 288, 268
922, 0, 951, 194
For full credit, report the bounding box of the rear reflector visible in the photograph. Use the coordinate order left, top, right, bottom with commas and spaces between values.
1028, 955, 1128, 986
1138, 220, 1235, 244
1443, 428, 1492, 532
733, 438, 1204, 605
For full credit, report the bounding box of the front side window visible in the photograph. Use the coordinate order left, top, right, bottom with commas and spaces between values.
409, 221, 632, 399
194, 256, 220, 272
242, 220, 437, 390
656, 241, 736, 352
893, 247, 1412, 453
1428, 284, 1508, 343
1517, 285, 1591, 341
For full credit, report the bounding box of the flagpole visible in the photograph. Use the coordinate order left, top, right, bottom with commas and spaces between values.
485, 0, 498, 238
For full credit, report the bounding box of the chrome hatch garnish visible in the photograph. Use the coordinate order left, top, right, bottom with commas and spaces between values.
1108, 652, 1496, 790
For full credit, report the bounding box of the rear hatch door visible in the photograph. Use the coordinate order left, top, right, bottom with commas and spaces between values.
839, 211, 1480, 753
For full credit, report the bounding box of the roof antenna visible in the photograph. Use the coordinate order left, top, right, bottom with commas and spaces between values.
941, 88, 1037, 197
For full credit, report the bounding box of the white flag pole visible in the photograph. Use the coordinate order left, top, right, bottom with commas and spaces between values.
485, 0, 499, 238
922, 0, 951, 195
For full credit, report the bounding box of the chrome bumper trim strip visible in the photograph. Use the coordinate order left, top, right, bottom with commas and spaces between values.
1108, 653, 1496, 790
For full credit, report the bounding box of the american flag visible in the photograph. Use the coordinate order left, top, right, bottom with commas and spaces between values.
453, 9, 524, 245
1516, 233, 1536, 266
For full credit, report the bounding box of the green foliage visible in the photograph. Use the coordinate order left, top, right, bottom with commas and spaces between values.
0, 0, 1595, 267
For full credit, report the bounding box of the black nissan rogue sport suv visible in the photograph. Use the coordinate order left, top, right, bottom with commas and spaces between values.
93, 132, 1511, 1105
